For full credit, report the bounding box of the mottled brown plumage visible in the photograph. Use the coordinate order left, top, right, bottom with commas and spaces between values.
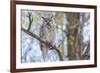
40, 15, 56, 61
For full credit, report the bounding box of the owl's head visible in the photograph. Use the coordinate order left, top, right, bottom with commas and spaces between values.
41, 15, 54, 27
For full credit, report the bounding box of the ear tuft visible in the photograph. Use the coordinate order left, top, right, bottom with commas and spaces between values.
41, 16, 45, 20
51, 15, 53, 19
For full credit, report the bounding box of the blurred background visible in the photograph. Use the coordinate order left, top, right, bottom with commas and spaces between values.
21, 10, 90, 63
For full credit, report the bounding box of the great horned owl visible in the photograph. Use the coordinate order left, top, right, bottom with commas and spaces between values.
40, 15, 56, 61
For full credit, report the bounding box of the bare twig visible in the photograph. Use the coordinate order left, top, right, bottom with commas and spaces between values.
27, 12, 33, 31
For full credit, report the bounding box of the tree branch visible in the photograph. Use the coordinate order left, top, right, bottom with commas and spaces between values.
27, 12, 33, 31
51, 47, 64, 61
22, 27, 64, 61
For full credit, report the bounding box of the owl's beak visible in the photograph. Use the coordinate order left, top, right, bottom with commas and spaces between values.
47, 23, 50, 26
47, 23, 52, 28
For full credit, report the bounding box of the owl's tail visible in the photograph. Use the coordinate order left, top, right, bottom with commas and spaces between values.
40, 44, 49, 62
42, 48, 48, 61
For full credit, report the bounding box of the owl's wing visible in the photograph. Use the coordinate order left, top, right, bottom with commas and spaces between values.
39, 25, 44, 50
40, 25, 45, 40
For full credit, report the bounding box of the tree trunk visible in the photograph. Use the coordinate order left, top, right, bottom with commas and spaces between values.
66, 13, 83, 60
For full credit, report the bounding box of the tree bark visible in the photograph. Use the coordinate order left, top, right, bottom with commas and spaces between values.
66, 13, 82, 60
